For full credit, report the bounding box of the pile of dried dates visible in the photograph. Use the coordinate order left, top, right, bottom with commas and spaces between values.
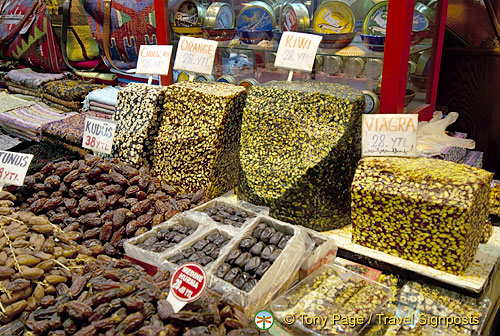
214, 222, 292, 292
135, 222, 198, 253
0, 191, 90, 326
1, 255, 267, 336
203, 204, 253, 228
168, 231, 231, 267
15, 155, 208, 257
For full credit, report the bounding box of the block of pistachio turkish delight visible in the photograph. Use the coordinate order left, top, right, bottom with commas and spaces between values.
238, 81, 364, 231
351, 157, 493, 274
152, 81, 247, 198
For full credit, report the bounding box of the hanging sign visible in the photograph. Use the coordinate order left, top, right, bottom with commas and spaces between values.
274, 31, 322, 72
167, 263, 207, 313
0, 151, 33, 187
82, 116, 117, 155
136, 45, 173, 75
174, 36, 218, 75
362, 114, 418, 156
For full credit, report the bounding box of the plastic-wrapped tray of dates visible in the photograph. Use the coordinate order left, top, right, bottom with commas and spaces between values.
209, 215, 308, 316
162, 228, 234, 272
192, 197, 259, 232
124, 212, 208, 266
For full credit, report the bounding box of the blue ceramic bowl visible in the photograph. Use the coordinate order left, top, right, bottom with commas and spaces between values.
202, 29, 237, 41
361, 34, 385, 52
237, 29, 274, 44
312, 32, 356, 50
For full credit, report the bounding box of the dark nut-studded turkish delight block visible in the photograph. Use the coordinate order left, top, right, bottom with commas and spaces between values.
152, 82, 247, 198
351, 157, 493, 274
238, 81, 364, 231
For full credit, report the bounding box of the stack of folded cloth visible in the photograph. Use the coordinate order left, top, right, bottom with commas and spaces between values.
83, 86, 120, 117
0, 91, 34, 114
0, 102, 77, 141
41, 111, 105, 150
41, 80, 107, 112
110, 68, 161, 86
6, 68, 68, 97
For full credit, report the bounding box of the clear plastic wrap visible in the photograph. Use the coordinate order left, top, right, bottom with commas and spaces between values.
270, 264, 393, 335
123, 212, 210, 267
361, 281, 490, 336
209, 215, 308, 316
160, 226, 236, 273
300, 227, 338, 279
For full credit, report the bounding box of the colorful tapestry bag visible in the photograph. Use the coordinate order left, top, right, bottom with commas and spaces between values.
0, 0, 66, 72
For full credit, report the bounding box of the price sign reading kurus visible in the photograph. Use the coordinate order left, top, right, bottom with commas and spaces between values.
174, 36, 218, 74
0, 151, 33, 187
362, 114, 418, 157
136, 45, 173, 75
275, 31, 322, 72
82, 116, 117, 155
167, 263, 207, 313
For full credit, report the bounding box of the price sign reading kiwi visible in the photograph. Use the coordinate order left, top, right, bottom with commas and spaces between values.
275, 32, 322, 72
362, 114, 418, 157
0, 151, 33, 187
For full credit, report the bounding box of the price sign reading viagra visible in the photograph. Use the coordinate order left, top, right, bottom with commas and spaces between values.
174, 36, 218, 75
362, 114, 418, 157
82, 116, 117, 155
275, 31, 322, 72
0, 151, 33, 187
167, 263, 207, 313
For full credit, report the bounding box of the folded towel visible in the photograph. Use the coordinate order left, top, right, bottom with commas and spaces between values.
7, 68, 68, 89
0, 92, 33, 114
83, 86, 120, 111
41, 111, 103, 146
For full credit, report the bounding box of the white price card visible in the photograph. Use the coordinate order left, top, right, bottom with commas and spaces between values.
136, 45, 173, 75
82, 116, 117, 155
362, 114, 418, 157
173, 36, 218, 75
0, 151, 33, 187
274, 31, 322, 72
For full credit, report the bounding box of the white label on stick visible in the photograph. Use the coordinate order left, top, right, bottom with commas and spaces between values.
362, 114, 418, 157
0, 151, 33, 187
274, 32, 322, 72
82, 116, 117, 155
173, 36, 218, 75
136, 45, 173, 75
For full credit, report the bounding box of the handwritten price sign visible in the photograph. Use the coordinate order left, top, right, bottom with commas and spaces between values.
0, 151, 33, 187
173, 36, 218, 75
362, 114, 418, 157
136, 45, 173, 75
82, 116, 117, 155
275, 32, 322, 72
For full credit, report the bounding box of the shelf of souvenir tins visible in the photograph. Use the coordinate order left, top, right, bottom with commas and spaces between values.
156, 0, 447, 120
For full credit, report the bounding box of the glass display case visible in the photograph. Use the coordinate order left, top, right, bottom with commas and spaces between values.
153, 0, 448, 120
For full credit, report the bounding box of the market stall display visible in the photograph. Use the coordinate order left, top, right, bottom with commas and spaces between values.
5, 69, 67, 97
111, 83, 166, 167
41, 80, 106, 112
152, 81, 247, 198
14, 155, 208, 257
351, 157, 493, 274
490, 183, 500, 216
238, 81, 364, 231
270, 264, 392, 335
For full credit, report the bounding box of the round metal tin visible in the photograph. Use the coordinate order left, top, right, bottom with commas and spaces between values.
195, 74, 215, 81
238, 78, 259, 89
204, 2, 235, 29
177, 72, 191, 82
280, 3, 310, 32
362, 90, 379, 114
344, 57, 365, 77
412, 10, 429, 32
414, 2, 436, 23
173, 0, 206, 35
416, 49, 431, 76
324, 55, 343, 75
313, 1, 355, 34
237, 1, 276, 32
364, 58, 383, 79
363, 1, 388, 35
217, 75, 237, 84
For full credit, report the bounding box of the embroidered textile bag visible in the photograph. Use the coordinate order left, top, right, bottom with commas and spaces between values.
82, 0, 156, 70
44, 0, 100, 65
0, 0, 66, 72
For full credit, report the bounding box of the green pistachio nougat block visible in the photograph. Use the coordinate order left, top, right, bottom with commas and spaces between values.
238, 81, 364, 231
152, 81, 247, 198
351, 157, 493, 274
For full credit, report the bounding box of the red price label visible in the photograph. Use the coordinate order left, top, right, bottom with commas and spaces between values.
0, 168, 20, 183
170, 263, 207, 302
84, 135, 111, 152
